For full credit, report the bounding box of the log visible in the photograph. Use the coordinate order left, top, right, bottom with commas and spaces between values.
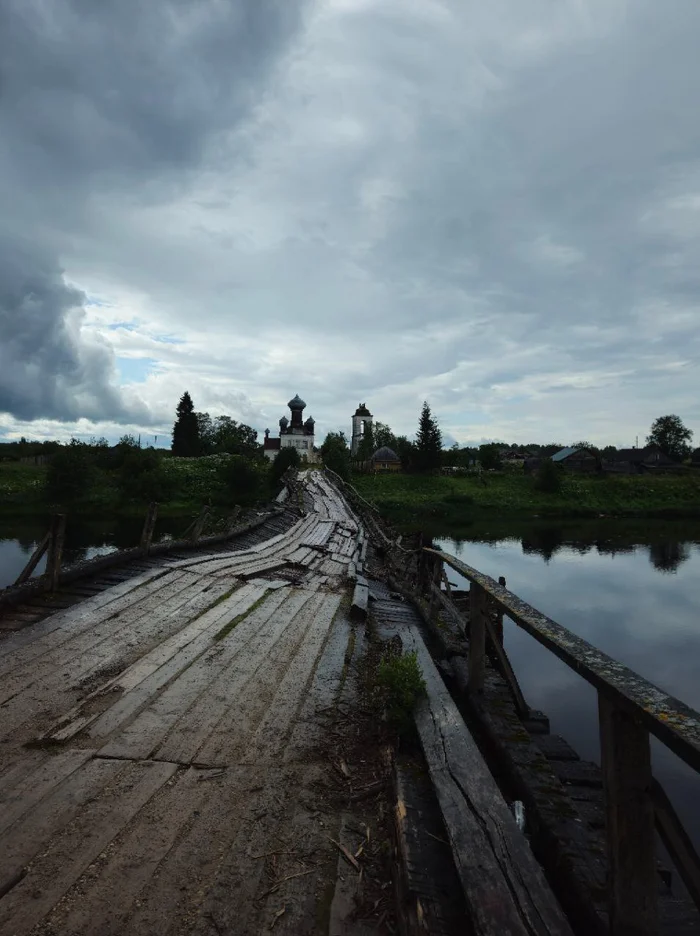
400, 619, 574, 935
14, 530, 51, 586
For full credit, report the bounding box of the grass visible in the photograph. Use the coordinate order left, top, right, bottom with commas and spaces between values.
213, 589, 271, 641
351, 469, 700, 525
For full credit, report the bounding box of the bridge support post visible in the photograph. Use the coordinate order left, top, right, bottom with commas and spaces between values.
468, 583, 486, 695
599, 694, 657, 936
140, 502, 158, 554
46, 513, 66, 592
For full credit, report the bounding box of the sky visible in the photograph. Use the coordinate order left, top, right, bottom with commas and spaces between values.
1, 0, 699, 450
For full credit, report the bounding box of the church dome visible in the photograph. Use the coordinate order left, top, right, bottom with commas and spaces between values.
279, 415, 289, 428
304, 415, 315, 426
354, 403, 372, 417
288, 394, 306, 410
372, 446, 400, 463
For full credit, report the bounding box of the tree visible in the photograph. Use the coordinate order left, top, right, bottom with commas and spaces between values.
270, 446, 300, 486
646, 415, 693, 462
478, 443, 502, 471
373, 422, 396, 449
212, 416, 259, 458
415, 402, 442, 472
533, 458, 562, 494
321, 431, 351, 480
172, 391, 200, 457
45, 440, 95, 503
195, 412, 215, 455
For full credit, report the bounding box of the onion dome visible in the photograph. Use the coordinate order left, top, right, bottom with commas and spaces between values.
279, 415, 289, 428
288, 394, 306, 410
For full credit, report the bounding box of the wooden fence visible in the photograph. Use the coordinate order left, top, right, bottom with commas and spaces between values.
329, 469, 700, 936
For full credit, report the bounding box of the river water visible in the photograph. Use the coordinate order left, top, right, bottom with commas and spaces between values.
2, 513, 700, 857
435, 518, 700, 855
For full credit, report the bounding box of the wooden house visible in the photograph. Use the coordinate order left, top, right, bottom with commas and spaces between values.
602, 446, 677, 475
551, 447, 598, 473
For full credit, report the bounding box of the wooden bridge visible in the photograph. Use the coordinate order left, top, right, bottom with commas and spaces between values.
0, 470, 698, 935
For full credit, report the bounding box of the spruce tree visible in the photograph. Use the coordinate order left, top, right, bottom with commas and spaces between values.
172, 391, 200, 457
415, 401, 442, 472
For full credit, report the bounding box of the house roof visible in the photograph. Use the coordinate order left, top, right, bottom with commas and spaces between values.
371, 446, 400, 462
607, 446, 671, 464
552, 447, 583, 462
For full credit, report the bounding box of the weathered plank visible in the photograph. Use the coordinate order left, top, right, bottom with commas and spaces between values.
0, 759, 177, 936
400, 618, 574, 935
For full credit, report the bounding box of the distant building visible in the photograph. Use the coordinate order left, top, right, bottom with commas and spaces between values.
691, 448, 700, 469
602, 446, 677, 475
263, 394, 316, 462
551, 447, 598, 472
371, 446, 401, 473
351, 403, 373, 455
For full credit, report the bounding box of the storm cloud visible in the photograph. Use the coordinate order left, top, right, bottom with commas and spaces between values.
1, 0, 699, 443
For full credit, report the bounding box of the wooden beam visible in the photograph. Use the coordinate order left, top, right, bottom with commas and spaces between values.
46, 514, 66, 592
598, 695, 657, 935
651, 777, 700, 912
139, 502, 158, 554
401, 618, 574, 935
427, 548, 700, 773
469, 583, 486, 695
189, 506, 210, 543
14, 530, 51, 586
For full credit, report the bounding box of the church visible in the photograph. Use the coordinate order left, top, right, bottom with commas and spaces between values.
263, 394, 316, 461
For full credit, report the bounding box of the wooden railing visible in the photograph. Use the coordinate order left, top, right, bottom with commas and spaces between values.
420, 546, 700, 936
2, 501, 260, 611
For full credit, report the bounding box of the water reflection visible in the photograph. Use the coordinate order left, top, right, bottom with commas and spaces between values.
436, 520, 700, 855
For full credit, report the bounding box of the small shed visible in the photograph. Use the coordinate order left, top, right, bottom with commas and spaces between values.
371, 446, 401, 473
551, 447, 598, 473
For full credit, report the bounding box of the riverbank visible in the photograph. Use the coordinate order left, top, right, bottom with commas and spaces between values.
0, 456, 268, 521
350, 470, 700, 527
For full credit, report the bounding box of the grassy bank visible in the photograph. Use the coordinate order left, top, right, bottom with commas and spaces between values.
0, 455, 268, 522
351, 470, 700, 527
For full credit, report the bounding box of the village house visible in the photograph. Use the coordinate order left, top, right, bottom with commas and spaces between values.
370, 446, 402, 473
551, 447, 599, 473
602, 446, 678, 474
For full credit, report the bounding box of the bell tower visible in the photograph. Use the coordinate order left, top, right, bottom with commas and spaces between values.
351, 403, 373, 455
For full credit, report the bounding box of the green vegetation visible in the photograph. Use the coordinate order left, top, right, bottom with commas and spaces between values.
321, 431, 351, 480
414, 401, 442, 472
375, 650, 426, 733
351, 470, 700, 524
647, 414, 693, 462
270, 446, 300, 486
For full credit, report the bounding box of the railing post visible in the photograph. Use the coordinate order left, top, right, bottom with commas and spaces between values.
190, 505, 210, 543
598, 694, 657, 935
469, 582, 487, 694
46, 513, 66, 592
493, 575, 506, 647
140, 501, 158, 554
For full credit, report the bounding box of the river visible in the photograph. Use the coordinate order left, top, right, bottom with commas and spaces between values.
2, 513, 700, 860
435, 518, 700, 858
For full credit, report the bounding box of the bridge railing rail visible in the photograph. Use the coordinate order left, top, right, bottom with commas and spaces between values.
420, 545, 700, 936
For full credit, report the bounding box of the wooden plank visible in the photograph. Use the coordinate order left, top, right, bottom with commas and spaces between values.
0, 748, 96, 836
400, 618, 574, 936
40, 765, 213, 936
86, 584, 278, 743
351, 577, 369, 621
599, 695, 657, 935
0, 567, 174, 675
0, 757, 124, 900
154, 588, 324, 765
429, 549, 700, 773
14, 530, 51, 585
0, 759, 177, 936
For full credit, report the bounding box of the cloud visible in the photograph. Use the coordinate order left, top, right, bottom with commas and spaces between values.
0, 236, 150, 424
1, 0, 699, 444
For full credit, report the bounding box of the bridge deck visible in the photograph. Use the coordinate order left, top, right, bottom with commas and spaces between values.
0, 472, 372, 935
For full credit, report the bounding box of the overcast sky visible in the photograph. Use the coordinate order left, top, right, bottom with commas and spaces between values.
1, 0, 699, 449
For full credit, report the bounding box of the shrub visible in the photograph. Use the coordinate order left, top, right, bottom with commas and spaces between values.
45, 441, 94, 503
270, 447, 300, 487
216, 456, 260, 504
376, 651, 426, 732
533, 458, 562, 494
